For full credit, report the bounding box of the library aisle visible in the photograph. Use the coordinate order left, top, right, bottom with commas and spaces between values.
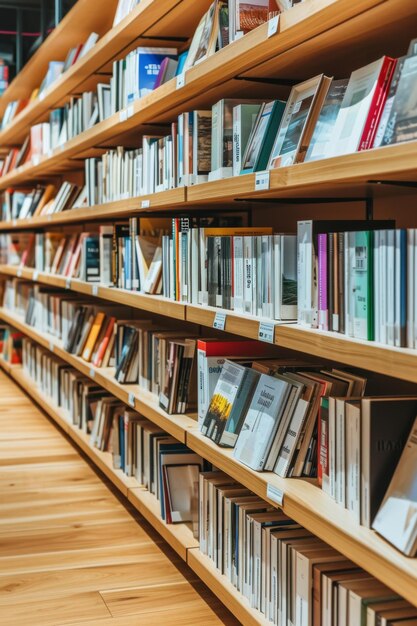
0, 370, 238, 626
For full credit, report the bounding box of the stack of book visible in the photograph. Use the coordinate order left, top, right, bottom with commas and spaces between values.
199, 471, 417, 624
0, 181, 84, 221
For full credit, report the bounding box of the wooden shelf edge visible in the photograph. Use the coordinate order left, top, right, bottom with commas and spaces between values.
0, 307, 194, 442
128, 487, 198, 561
187, 549, 268, 626
0, 266, 186, 321
185, 428, 417, 609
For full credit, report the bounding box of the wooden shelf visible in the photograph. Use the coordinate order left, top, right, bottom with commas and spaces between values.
185, 428, 417, 609
0, 266, 186, 321
0, 307, 194, 443
3, 266, 417, 385
4, 0, 416, 190
0, 188, 186, 231
0, 0, 211, 146
1, 306, 416, 608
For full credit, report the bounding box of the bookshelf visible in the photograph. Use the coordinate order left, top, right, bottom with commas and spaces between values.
2, 0, 417, 623
1, 306, 417, 610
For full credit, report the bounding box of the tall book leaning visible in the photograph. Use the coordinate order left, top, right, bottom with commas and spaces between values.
373, 416, 417, 556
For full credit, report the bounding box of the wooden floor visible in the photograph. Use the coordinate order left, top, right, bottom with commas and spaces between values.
0, 370, 239, 626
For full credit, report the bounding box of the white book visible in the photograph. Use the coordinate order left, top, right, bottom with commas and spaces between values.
407, 229, 415, 348
386, 229, 395, 345
233, 236, 244, 313
243, 236, 254, 314
335, 398, 347, 507
329, 57, 387, 157
345, 400, 361, 524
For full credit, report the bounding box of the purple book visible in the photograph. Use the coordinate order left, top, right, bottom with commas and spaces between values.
318, 233, 328, 330
154, 57, 178, 89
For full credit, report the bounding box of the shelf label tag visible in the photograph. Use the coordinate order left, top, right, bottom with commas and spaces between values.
258, 321, 276, 343
213, 311, 226, 331
267, 483, 284, 506
39, 91, 45, 101
255, 170, 270, 191
91, 284, 99, 296
141, 199, 150, 208
127, 104, 134, 118
267, 15, 279, 37
32, 155, 41, 166
17, 268, 22, 277
65, 278, 71, 289
176, 72, 186, 89
89, 367, 95, 379
12, 219, 17, 227
33, 270, 39, 281
47, 214, 52, 221
128, 392, 135, 407
119, 109, 128, 122
47, 149, 53, 158
49, 340, 54, 353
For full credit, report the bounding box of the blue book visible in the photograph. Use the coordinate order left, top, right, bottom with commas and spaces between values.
119, 414, 125, 473
175, 50, 189, 76
136, 48, 177, 99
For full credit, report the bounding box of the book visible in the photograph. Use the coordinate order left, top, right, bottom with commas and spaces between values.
241, 100, 286, 174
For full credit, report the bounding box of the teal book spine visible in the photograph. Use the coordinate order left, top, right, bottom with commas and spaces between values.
352, 230, 374, 340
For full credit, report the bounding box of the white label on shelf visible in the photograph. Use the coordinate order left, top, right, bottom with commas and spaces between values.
47, 149, 53, 158
267, 15, 280, 37
267, 483, 284, 506
255, 170, 270, 191
91, 284, 99, 296
32, 155, 41, 166
33, 270, 39, 281
65, 278, 71, 289
119, 109, 128, 122
141, 199, 150, 208
127, 105, 134, 118
176, 72, 186, 89
12, 219, 17, 227
89, 367, 95, 379
258, 321, 276, 343
213, 311, 226, 331
128, 392, 135, 407
47, 214, 52, 221
49, 340, 54, 353
17, 268, 22, 277
39, 91, 45, 101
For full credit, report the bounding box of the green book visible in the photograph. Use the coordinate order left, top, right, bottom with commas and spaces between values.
348, 230, 374, 340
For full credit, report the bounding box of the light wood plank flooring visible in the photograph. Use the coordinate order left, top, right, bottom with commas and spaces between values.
0, 370, 239, 626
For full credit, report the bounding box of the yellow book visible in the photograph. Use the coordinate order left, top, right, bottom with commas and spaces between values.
82, 312, 105, 362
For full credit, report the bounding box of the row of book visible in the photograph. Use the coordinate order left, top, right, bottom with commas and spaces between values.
0, 32, 100, 130
1, 181, 84, 222
5, 299, 417, 559
199, 471, 417, 625
298, 220, 417, 348
4, 37, 417, 185
6, 216, 417, 348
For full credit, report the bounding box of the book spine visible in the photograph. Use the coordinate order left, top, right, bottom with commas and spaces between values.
318, 233, 328, 331
358, 57, 396, 151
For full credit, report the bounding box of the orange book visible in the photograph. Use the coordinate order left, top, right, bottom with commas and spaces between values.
32, 184, 56, 217
92, 316, 116, 367
82, 312, 106, 362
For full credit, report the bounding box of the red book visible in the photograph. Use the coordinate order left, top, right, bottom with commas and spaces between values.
71, 43, 84, 66
358, 56, 397, 151
30, 124, 43, 156
197, 338, 277, 356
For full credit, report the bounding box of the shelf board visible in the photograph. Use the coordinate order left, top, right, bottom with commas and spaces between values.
128, 488, 198, 560
0, 307, 194, 443
0, 188, 186, 231
185, 428, 417, 609
187, 549, 269, 626
0, 0, 211, 146
0, 266, 186, 321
